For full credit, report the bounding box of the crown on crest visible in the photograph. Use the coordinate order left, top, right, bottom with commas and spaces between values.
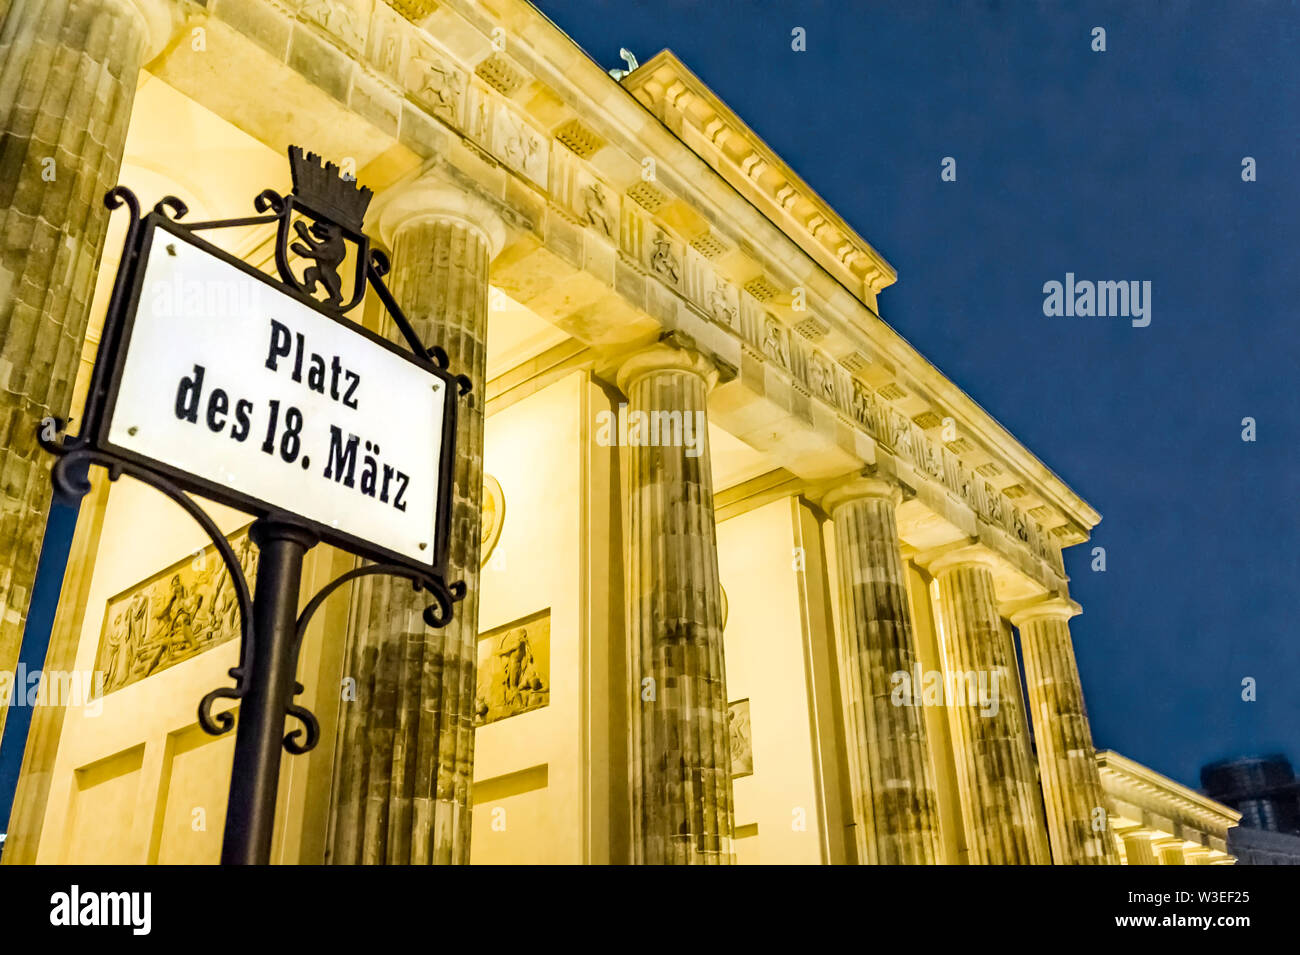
287, 145, 373, 232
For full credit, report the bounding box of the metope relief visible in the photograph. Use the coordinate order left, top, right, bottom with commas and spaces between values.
93, 527, 258, 697
301, 0, 369, 53
647, 229, 682, 288
474, 610, 550, 726
493, 108, 548, 187
760, 314, 789, 368
405, 40, 465, 126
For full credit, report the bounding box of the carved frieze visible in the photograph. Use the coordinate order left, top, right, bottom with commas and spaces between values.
405, 38, 465, 126
493, 107, 548, 187
301, 0, 369, 53
760, 314, 789, 368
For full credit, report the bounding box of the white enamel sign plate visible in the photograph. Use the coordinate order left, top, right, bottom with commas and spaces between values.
105, 224, 449, 568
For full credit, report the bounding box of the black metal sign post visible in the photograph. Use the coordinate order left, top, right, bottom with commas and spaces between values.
222, 517, 317, 865
38, 148, 469, 865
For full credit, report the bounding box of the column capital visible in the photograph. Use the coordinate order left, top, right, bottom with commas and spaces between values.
124, 0, 178, 60
375, 175, 507, 258
614, 332, 719, 394
821, 471, 902, 514
1006, 594, 1081, 627
915, 541, 999, 578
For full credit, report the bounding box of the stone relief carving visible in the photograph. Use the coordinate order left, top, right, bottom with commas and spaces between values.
474, 611, 550, 726
761, 314, 789, 367
1013, 508, 1029, 543
984, 480, 1003, 522
94, 527, 258, 697
301, 0, 368, 52
494, 108, 547, 186
919, 431, 943, 479
365, 1, 405, 79
888, 409, 913, 458
649, 230, 680, 284
728, 699, 753, 778
809, 354, 836, 404
581, 180, 615, 237
706, 277, 737, 329
407, 44, 464, 124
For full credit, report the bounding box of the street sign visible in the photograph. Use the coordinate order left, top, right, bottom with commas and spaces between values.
103, 217, 455, 570
40, 147, 472, 864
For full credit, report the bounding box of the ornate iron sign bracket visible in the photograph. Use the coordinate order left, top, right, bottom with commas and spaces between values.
38, 147, 467, 864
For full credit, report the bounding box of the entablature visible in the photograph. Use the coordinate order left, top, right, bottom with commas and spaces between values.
166, 0, 1098, 579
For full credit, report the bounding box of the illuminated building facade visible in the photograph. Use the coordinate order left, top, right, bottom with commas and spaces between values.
0, 0, 1236, 864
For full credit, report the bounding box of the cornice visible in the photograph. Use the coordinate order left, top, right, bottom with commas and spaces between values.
623, 50, 897, 300
1097, 750, 1242, 833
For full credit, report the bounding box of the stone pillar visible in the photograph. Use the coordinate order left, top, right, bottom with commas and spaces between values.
1120, 827, 1158, 865
326, 183, 504, 865
1185, 844, 1212, 865
617, 335, 733, 865
1011, 597, 1120, 864
0, 0, 171, 742
928, 548, 1050, 864
1155, 836, 1186, 865
823, 475, 941, 864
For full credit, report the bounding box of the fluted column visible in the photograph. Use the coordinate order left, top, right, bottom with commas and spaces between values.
326, 182, 504, 865
928, 548, 1050, 864
1011, 597, 1120, 864
0, 0, 171, 742
617, 334, 733, 865
823, 476, 941, 863
1155, 836, 1186, 865
1119, 826, 1158, 865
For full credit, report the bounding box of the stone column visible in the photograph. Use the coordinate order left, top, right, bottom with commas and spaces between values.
1011, 597, 1120, 864
0, 0, 171, 742
617, 335, 733, 865
928, 548, 1050, 864
1155, 836, 1186, 865
326, 182, 504, 865
1185, 844, 1212, 865
1119, 826, 1158, 865
823, 475, 941, 864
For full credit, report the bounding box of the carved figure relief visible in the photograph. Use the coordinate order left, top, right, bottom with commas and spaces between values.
409, 48, 464, 124
301, 0, 367, 52
650, 231, 680, 284
474, 610, 550, 726
94, 527, 257, 697
809, 355, 836, 404
729, 699, 753, 778
582, 181, 614, 237
889, 410, 913, 458
761, 314, 789, 367
707, 278, 737, 329
985, 481, 1003, 522
494, 109, 547, 185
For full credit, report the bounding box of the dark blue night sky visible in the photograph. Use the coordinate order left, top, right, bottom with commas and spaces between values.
533, 0, 1300, 788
